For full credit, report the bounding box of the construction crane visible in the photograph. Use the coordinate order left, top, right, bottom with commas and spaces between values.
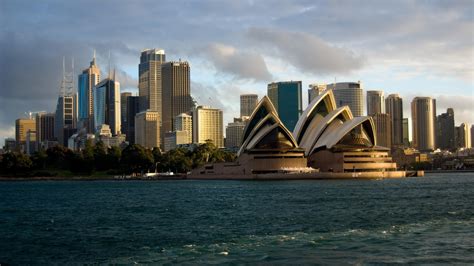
24, 111, 46, 119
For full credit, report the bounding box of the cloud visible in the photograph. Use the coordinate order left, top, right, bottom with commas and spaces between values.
204, 43, 273, 82
246, 27, 364, 75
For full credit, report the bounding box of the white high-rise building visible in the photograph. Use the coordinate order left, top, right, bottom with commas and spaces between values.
192, 106, 224, 148
174, 113, 192, 144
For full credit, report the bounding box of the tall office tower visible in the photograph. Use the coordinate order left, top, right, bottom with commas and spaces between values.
471, 125, 474, 148
366, 90, 384, 115
120, 92, 132, 134
402, 118, 410, 147
267, 81, 302, 130
240, 94, 258, 117
436, 108, 455, 150
175, 113, 193, 144
138, 49, 166, 112
55, 94, 78, 146
35, 112, 55, 150
371, 113, 392, 148
456, 123, 471, 148
78, 54, 100, 132
15, 118, 36, 147
225, 119, 246, 149
125, 96, 140, 144
411, 97, 436, 152
93, 78, 121, 135
308, 84, 327, 103
385, 94, 403, 146
327, 82, 364, 117
135, 111, 160, 149
162, 61, 193, 137
192, 106, 224, 148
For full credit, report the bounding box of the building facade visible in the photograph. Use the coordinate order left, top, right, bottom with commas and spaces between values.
15, 118, 36, 143
240, 94, 258, 117
125, 96, 140, 144
372, 113, 392, 148
135, 111, 160, 149
192, 106, 224, 148
456, 123, 471, 148
308, 83, 327, 104
385, 94, 403, 147
326, 82, 364, 117
225, 119, 246, 149
174, 113, 192, 144
55, 94, 78, 146
120, 92, 132, 135
138, 49, 166, 112
267, 81, 302, 130
162, 61, 193, 139
35, 112, 55, 150
164, 131, 189, 152
436, 108, 456, 150
411, 97, 436, 151
93, 78, 121, 135
366, 90, 384, 116
402, 118, 410, 147
78, 55, 100, 133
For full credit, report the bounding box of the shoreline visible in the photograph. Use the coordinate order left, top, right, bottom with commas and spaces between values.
2, 170, 473, 182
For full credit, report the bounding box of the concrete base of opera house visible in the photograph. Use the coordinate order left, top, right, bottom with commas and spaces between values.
187, 170, 424, 180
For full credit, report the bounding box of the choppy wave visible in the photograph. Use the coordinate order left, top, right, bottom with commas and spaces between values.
0, 174, 473, 264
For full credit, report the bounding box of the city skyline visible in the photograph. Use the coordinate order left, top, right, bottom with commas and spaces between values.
0, 1, 473, 145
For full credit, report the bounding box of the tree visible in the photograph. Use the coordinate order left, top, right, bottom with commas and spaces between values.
94, 141, 108, 171
0, 152, 32, 176
120, 144, 154, 175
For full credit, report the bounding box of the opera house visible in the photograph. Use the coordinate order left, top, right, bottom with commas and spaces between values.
190, 90, 408, 179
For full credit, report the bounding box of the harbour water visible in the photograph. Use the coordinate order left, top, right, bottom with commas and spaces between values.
0, 173, 473, 264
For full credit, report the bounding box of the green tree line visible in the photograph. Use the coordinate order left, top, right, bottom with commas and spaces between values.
0, 140, 236, 177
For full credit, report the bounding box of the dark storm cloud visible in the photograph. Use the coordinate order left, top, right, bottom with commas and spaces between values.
0, 0, 472, 142
247, 28, 364, 75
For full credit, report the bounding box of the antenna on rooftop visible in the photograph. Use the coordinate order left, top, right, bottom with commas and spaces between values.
108, 50, 111, 79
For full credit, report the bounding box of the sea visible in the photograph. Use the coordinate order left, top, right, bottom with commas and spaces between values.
0, 173, 473, 264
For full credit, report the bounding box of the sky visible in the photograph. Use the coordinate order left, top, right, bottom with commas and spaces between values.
0, 0, 473, 145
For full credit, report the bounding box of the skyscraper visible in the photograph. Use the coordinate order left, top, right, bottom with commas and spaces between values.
456, 123, 471, 148
327, 82, 364, 117
366, 90, 384, 116
267, 81, 302, 130
162, 61, 193, 136
55, 94, 78, 146
411, 97, 436, 151
139, 49, 166, 112
436, 108, 455, 150
93, 78, 121, 135
372, 113, 391, 148
402, 118, 410, 147
35, 112, 55, 150
15, 118, 36, 144
192, 106, 224, 148
240, 94, 258, 117
135, 111, 160, 149
125, 96, 140, 144
78, 54, 100, 133
225, 119, 246, 149
120, 92, 132, 135
308, 84, 327, 103
385, 94, 403, 147
174, 113, 192, 144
